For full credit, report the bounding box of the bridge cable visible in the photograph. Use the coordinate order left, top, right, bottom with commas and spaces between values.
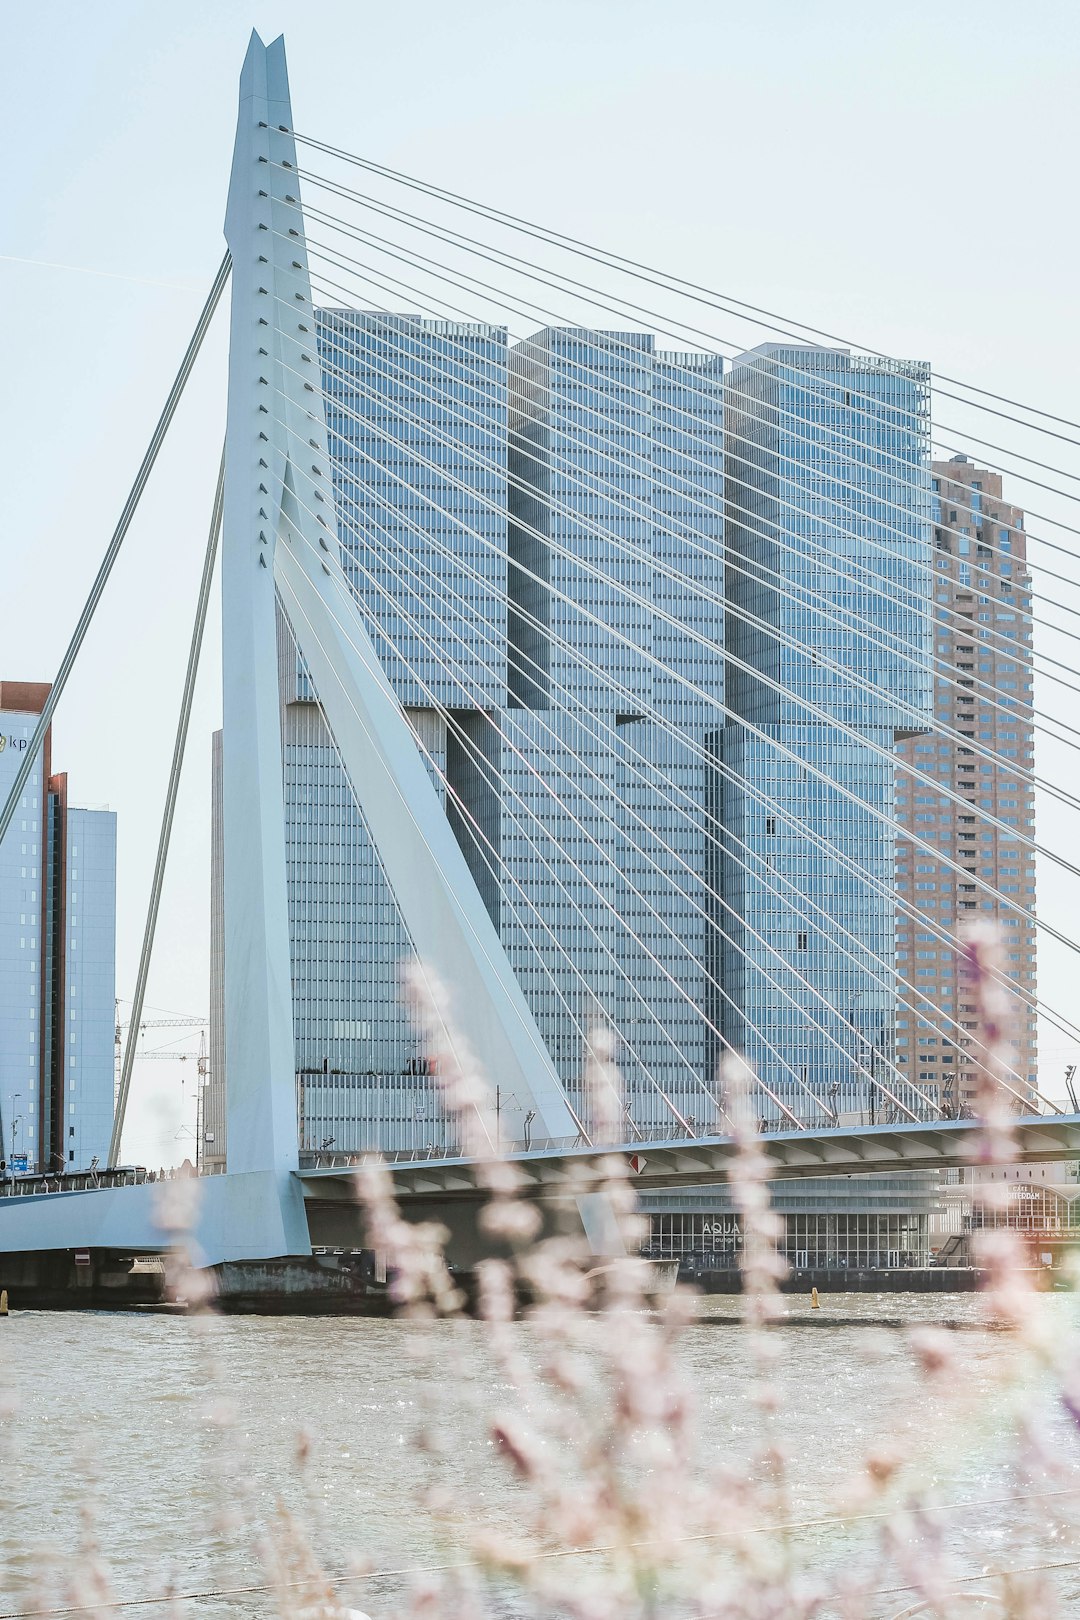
290, 216, 1080, 656
276, 465, 1030, 1105
258, 198, 1066, 1109
286, 130, 1080, 439
282, 190, 1080, 610
269, 318, 1056, 973
0, 252, 231, 856
297, 254, 1077, 787
281, 332, 1063, 945
301, 290, 1071, 799
262, 369, 1062, 1101
286, 176, 1080, 517
290, 218, 1079, 742
276, 454, 990, 1123
271, 602, 628, 1140
280, 163, 1080, 533
275, 561, 787, 1132
276, 455, 1041, 1118
108, 446, 225, 1168
299, 306, 1051, 887
288, 229, 1063, 729
271, 409, 948, 1120
281, 515, 836, 1129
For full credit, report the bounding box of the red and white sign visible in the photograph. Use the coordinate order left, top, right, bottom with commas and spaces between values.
627, 1154, 647, 1175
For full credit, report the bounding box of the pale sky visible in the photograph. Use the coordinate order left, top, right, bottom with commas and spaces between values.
4, 0, 1079, 1164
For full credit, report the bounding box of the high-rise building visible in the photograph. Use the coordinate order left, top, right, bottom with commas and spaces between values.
504, 328, 725, 1133
208, 314, 512, 1165
0, 682, 116, 1173
721, 346, 932, 1122
638, 347, 938, 1267
207, 318, 726, 1153
893, 456, 1037, 1112
208, 325, 935, 1155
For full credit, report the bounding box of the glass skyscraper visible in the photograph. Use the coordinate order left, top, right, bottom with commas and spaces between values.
279, 313, 511, 1155
206, 323, 931, 1159
208, 317, 727, 1154
721, 345, 932, 1123
503, 329, 725, 1135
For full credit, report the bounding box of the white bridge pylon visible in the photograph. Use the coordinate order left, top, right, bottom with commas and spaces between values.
220, 31, 582, 1202
0, 30, 583, 1273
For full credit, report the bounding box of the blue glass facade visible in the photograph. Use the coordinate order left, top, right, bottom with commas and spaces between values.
236, 318, 728, 1149
274, 314, 510, 1152
64, 807, 117, 1169
205, 322, 931, 1157
317, 313, 509, 711
721, 345, 932, 1122
505, 330, 725, 1134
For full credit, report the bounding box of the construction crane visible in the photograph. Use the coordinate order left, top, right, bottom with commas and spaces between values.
113, 1000, 208, 1095
114, 1000, 208, 1043
134, 1036, 208, 1070
112, 1003, 211, 1168
129, 1031, 211, 1170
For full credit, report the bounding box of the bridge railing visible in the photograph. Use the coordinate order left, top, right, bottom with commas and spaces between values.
294, 1113, 956, 1171
297, 1137, 588, 1171
0, 1167, 150, 1197
0, 1163, 227, 1198
295, 1121, 780, 1171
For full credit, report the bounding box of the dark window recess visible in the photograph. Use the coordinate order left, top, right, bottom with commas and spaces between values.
765, 817, 777, 836
797, 931, 808, 950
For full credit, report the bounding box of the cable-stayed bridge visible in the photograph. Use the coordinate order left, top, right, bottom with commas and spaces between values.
3, 32, 1080, 1291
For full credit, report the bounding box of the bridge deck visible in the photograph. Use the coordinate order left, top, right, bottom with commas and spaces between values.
2, 1119, 1079, 1264
300, 1116, 1080, 1203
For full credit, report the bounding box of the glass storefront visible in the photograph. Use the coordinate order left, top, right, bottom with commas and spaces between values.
647, 1209, 927, 1268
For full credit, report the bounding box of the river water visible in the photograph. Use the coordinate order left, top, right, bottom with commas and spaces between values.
2, 1293, 1080, 1618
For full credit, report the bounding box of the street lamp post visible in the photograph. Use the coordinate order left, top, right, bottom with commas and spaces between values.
7, 1094, 21, 1182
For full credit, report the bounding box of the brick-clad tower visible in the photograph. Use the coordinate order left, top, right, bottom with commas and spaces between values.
894, 456, 1037, 1113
